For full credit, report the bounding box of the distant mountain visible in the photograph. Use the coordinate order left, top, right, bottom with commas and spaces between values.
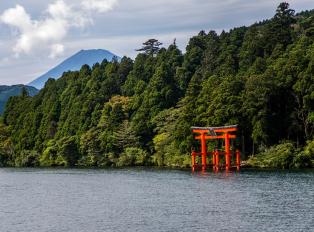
0, 85, 39, 116
27, 49, 121, 89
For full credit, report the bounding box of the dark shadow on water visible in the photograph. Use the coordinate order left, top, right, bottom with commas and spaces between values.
1, 166, 314, 177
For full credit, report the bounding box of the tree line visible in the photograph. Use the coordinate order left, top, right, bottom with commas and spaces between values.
1, 2, 314, 168
0, 85, 38, 116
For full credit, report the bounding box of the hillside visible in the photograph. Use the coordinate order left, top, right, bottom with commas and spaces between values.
27, 49, 121, 89
1, 2, 314, 168
0, 85, 39, 116
227, 8, 314, 38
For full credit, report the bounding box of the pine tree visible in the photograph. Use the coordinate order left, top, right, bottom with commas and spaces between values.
136, 39, 163, 57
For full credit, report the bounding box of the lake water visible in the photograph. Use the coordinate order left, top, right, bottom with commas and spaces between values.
0, 167, 313, 232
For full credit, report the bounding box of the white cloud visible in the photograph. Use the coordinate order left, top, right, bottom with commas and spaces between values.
0, 0, 116, 59
82, 0, 117, 13
49, 43, 65, 58
46, 0, 92, 28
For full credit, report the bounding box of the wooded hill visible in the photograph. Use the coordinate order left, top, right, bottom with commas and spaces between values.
0, 85, 38, 116
1, 2, 314, 168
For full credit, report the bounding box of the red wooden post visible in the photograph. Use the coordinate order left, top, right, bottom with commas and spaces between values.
225, 132, 231, 169
212, 150, 216, 170
216, 150, 220, 170
191, 150, 196, 171
201, 132, 207, 170
236, 149, 240, 170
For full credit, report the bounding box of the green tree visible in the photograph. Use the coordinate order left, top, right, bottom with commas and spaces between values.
122, 54, 148, 96
56, 136, 79, 166
20, 87, 29, 98
177, 31, 206, 92
80, 128, 102, 165
132, 62, 179, 138
112, 120, 140, 151
136, 39, 163, 57
263, 2, 297, 54
173, 75, 202, 152
152, 101, 184, 165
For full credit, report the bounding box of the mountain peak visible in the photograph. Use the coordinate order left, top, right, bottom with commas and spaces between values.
27, 49, 120, 89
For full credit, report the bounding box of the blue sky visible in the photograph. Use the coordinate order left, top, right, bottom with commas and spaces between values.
0, 0, 313, 86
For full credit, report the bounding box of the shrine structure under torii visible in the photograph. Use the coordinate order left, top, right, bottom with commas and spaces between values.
191, 125, 240, 171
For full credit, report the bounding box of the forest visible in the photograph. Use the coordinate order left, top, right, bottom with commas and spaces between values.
0, 85, 38, 116
1, 2, 314, 169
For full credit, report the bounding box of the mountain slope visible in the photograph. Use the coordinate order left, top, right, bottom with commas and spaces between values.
27, 49, 121, 89
0, 85, 39, 116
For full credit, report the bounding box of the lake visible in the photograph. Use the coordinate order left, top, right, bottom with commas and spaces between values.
0, 167, 313, 231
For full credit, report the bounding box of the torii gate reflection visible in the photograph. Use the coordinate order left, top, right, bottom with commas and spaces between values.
191, 125, 240, 171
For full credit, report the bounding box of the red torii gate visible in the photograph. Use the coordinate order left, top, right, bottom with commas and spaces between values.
191, 125, 240, 171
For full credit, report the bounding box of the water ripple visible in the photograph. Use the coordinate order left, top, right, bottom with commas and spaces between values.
0, 167, 313, 231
